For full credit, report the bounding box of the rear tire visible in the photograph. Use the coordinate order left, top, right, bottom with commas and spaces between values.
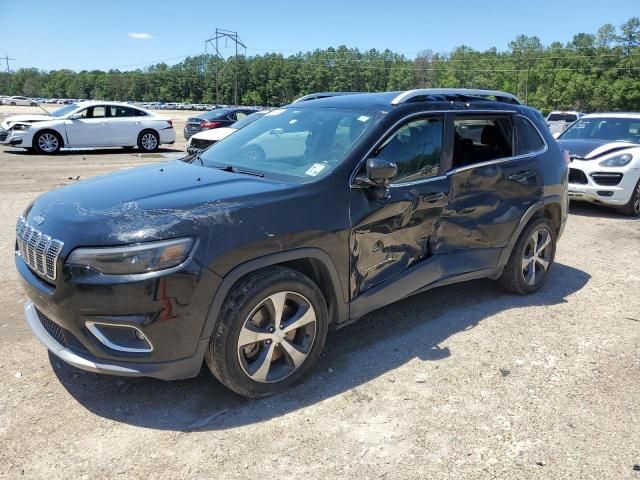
620, 178, 640, 217
205, 266, 329, 398
137, 130, 159, 152
498, 217, 556, 295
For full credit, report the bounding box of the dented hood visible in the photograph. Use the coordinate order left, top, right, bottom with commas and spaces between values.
557, 139, 638, 159
24, 160, 293, 247
1, 114, 51, 129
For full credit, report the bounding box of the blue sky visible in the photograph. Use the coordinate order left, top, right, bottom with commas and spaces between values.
0, 0, 638, 71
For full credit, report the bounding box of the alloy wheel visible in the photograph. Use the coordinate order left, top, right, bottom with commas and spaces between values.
38, 133, 59, 153
237, 291, 317, 383
634, 183, 640, 214
141, 133, 158, 151
521, 227, 553, 286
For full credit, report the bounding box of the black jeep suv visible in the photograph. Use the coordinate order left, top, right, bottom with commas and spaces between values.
16, 89, 568, 398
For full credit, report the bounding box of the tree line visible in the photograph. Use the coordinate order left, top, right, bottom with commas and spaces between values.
1, 17, 639, 113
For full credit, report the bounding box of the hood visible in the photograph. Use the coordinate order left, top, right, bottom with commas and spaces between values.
1, 114, 51, 129
24, 160, 295, 248
192, 127, 236, 142
556, 139, 639, 160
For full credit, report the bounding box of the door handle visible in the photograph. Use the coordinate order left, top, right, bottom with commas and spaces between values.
423, 192, 446, 202
508, 171, 536, 181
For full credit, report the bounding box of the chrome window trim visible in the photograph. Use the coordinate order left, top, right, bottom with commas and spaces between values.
349, 109, 519, 188
86, 321, 154, 353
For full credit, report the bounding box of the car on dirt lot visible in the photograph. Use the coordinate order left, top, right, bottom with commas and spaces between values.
186, 110, 268, 154
15, 88, 568, 398
183, 107, 258, 140
546, 110, 585, 136
557, 112, 640, 216
2, 95, 38, 106
0, 101, 175, 153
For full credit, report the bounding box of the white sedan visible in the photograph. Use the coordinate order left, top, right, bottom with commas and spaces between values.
2, 96, 38, 106
0, 101, 176, 154
557, 113, 640, 216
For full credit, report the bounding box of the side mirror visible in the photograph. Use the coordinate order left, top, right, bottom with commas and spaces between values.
270, 128, 284, 135
70, 113, 83, 120
366, 157, 397, 185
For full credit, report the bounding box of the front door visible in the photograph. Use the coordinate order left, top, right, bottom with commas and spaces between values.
350, 114, 450, 295
64, 105, 111, 147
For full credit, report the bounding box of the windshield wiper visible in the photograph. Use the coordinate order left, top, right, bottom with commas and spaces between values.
219, 165, 264, 177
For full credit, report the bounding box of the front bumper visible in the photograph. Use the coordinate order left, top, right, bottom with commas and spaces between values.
568, 165, 640, 206
17, 251, 221, 380
0, 128, 26, 146
24, 300, 209, 379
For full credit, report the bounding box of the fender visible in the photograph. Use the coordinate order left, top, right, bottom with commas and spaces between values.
497, 196, 562, 268
199, 247, 348, 340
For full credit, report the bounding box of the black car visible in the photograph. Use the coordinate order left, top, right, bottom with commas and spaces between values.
16, 89, 568, 398
183, 107, 258, 140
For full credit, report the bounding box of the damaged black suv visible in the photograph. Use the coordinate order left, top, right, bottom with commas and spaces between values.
16, 89, 568, 398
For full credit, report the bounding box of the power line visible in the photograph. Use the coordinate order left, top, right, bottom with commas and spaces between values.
2, 53, 15, 74
205, 28, 246, 106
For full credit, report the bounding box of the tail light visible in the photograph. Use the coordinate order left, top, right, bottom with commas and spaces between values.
562, 150, 570, 165
201, 121, 222, 129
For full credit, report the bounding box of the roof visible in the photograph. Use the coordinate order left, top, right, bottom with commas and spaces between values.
580, 112, 640, 119
74, 100, 143, 108
286, 89, 522, 111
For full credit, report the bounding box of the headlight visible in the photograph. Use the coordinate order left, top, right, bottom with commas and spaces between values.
599, 153, 633, 167
66, 238, 194, 275
11, 124, 31, 131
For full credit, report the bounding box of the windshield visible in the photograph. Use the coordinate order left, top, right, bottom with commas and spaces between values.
197, 107, 377, 181
49, 104, 79, 117
559, 117, 640, 143
232, 111, 267, 130
548, 113, 577, 122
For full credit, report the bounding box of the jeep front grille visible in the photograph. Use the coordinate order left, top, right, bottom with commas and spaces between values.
16, 216, 64, 281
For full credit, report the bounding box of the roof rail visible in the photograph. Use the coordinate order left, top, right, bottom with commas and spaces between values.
391, 88, 522, 106
291, 92, 361, 103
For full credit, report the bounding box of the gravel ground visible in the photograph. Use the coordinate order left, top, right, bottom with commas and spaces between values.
0, 105, 639, 479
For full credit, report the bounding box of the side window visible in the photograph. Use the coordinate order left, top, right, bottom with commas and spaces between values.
226, 113, 237, 121
515, 116, 545, 155
109, 106, 136, 117
91, 106, 106, 118
134, 108, 148, 117
453, 116, 513, 168
375, 117, 443, 184
236, 112, 247, 120
75, 108, 90, 119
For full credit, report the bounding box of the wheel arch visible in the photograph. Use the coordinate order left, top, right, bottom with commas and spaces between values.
199, 248, 348, 341
32, 128, 65, 149
498, 198, 563, 268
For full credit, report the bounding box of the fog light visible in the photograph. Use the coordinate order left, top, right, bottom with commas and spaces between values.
86, 321, 153, 353
135, 330, 146, 341
597, 191, 614, 197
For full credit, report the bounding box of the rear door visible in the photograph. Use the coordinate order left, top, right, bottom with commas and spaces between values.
440, 113, 543, 270
350, 113, 450, 294
107, 105, 140, 146
64, 105, 110, 147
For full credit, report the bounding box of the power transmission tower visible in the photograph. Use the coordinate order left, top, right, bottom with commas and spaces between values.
205, 28, 246, 107
2, 52, 15, 74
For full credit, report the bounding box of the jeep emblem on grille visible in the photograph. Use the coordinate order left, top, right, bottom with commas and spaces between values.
33, 214, 45, 225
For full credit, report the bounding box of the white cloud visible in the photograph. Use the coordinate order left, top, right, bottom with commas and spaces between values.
128, 32, 155, 40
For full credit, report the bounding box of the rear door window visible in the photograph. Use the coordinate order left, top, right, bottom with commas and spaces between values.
453, 116, 513, 168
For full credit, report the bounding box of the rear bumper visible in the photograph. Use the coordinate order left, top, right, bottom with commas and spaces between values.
25, 300, 209, 380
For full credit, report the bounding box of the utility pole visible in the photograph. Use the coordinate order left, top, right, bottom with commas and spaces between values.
2, 52, 15, 74
205, 28, 246, 107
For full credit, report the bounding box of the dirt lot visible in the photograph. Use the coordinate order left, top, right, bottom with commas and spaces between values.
0, 104, 639, 479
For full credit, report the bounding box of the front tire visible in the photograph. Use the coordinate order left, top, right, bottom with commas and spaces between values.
137, 130, 159, 152
620, 178, 640, 217
33, 131, 62, 154
498, 217, 557, 295
206, 267, 329, 398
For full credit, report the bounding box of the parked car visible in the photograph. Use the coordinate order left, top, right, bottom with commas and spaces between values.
186, 110, 268, 154
183, 107, 258, 140
0, 101, 175, 153
558, 112, 640, 216
16, 88, 567, 398
2, 96, 38, 106
546, 111, 584, 136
